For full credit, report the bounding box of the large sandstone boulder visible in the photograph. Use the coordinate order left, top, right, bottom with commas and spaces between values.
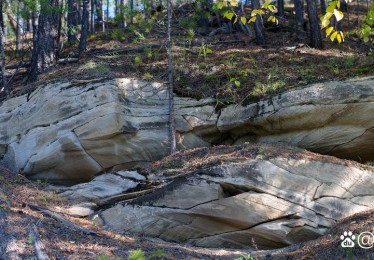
218, 76, 374, 162
1, 76, 374, 183
96, 145, 374, 250
0, 79, 216, 183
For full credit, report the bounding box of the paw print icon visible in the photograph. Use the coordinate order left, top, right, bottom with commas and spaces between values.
341, 231, 356, 248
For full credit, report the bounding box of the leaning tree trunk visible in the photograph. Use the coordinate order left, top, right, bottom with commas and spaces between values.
28, 0, 60, 83
79, 0, 89, 57
166, 0, 176, 154
306, 0, 322, 49
252, 0, 265, 45
277, 0, 285, 17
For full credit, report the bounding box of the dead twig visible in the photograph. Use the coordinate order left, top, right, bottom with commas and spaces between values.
29, 225, 49, 260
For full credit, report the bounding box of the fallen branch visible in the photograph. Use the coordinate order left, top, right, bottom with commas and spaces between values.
96, 181, 171, 207
0, 62, 30, 70
27, 204, 98, 236
29, 225, 49, 260
57, 58, 79, 64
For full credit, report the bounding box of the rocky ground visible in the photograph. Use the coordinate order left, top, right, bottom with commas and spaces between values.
1, 145, 373, 259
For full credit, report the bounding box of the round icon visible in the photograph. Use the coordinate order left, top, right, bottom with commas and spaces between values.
357, 232, 374, 249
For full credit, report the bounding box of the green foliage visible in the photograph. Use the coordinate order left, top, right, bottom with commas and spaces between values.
79, 61, 110, 76
216, 0, 277, 26
150, 249, 166, 259
235, 254, 255, 260
198, 43, 213, 61
111, 29, 126, 41
97, 253, 110, 260
128, 249, 145, 260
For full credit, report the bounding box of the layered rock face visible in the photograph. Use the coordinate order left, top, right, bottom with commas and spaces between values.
1, 76, 374, 183
96, 145, 374, 249
0, 79, 216, 183
219, 77, 374, 162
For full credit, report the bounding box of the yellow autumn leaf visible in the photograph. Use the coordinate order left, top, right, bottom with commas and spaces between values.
326, 26, 334, 36
330, 31, 338, 41
321, 18, 330, 29
241, 17, 247, 24
334, 9, 344, 22
217, 1, 225, 9
337, 33, 342, 43
230, 0, 239, 7
249, 16, 257, 23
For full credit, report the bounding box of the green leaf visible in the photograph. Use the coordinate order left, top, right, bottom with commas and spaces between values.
334, 9, 344, 22
234, 80, 240, 87
249, 16, 257, 23
241, 17, 247, 24
224, 11, 234, 20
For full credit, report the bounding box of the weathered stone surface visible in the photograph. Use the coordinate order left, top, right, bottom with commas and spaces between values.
97, 146, 374, 250
0, 79, 216, 183
57, 171, 144, 202
1, 77, 374, 183
218, 77, 374, 162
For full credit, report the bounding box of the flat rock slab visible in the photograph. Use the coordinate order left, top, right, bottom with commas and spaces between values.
96, 145, 374, 250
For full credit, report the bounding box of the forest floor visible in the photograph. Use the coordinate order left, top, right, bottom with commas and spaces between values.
0, 153, 373, 259
2, 4, 374, 107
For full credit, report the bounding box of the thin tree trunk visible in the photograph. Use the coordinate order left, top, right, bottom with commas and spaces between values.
0, 2, 7, 96
294, 0, 305, 30
28, 0, 60, 83
102, 0, 105, 31
16, 2, 20, 51
306, 0, 322, 49
166, 0, 175, 154
106, 0, 109, 24
91, 0, 95, 33
79, 0, 89, 57
67, 0, 78, 43
252, 0, 265, 45
277, 0, 285, 17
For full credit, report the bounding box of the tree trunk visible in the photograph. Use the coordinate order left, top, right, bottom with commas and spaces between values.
67, 0, 78, 43
306, 0, 322, 49
252, 0, 265, 45
28, 0, 60, 83
277, 0, 285, 17
320, 0, 326, 14
0, 0, 7, 96
166, 0, 176, 154
90, 0, 95, 33
294, 0, 304, 30
106, 0, 109, 24
79, 0, 89, 57
16, 3, 21, 51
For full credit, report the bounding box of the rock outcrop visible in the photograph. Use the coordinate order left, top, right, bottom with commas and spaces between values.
1, 76, 374, 183
219, 76, 374, 162
0, 79, 216, 183
96, 145, 374, 250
